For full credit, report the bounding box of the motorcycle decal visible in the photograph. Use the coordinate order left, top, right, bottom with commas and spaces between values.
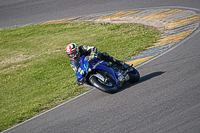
78, 68, 84, 75
92, 60, 104, 69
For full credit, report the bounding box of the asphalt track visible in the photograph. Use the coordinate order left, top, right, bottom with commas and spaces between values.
1, 0, 200, 133
0, 0, 200, 28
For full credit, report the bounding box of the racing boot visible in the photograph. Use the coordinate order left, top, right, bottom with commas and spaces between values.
115, 60, 125, 69
109, 55, 125, 68
98, 52, 125, 68
115, 59, 124, 65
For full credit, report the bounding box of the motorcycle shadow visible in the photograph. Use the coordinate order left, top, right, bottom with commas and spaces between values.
117, 71, 165, 93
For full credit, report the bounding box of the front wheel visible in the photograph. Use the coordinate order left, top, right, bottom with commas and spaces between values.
89, 76, 118, 93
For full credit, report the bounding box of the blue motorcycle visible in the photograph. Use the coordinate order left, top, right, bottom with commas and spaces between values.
76, 55, 140, 93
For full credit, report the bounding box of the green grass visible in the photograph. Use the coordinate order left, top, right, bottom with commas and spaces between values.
0, 22, 161, 131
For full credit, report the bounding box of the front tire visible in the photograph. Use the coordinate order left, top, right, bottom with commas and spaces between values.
89, 76, 118, 93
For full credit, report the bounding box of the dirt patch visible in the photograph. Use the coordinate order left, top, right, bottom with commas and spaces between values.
0, 54, 35, 66
0, 54, 36, 73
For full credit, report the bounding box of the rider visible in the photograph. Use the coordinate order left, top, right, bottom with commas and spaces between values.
65, 43, 125, 72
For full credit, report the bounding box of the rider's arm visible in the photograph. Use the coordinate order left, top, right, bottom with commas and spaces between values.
79, 45, 97, 56
70, 63, 77, 72
70, 59, 80, 72
90, 46, 97, 55
80, 45, 97, 61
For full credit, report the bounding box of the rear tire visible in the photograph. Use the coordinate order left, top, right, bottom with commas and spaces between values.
89, 76, 118, 93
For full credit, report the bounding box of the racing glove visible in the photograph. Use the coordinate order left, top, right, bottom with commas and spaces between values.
88, 52, 97, 61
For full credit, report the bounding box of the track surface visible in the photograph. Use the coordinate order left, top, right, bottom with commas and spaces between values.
1, 0, 200, 133
0, 0, 200, 28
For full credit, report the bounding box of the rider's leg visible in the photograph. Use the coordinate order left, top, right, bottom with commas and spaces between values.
97, 52, 125, 66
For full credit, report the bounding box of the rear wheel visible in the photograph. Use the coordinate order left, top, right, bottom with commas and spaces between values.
128, 68, 140, 83
89, 75, 118, 93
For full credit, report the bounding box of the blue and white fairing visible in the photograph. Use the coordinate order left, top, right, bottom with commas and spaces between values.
75, 56, 121, 85
75, 56, 89, 82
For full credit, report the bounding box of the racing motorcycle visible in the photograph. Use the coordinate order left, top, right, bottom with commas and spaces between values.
76, 55, 140, 93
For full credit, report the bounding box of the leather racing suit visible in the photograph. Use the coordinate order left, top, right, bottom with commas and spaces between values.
70, 45, 124, 72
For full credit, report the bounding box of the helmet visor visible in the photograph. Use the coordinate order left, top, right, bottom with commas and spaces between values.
67, 50, 78, 59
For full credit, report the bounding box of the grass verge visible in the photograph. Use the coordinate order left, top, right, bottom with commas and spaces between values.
0, 22, 161, 131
